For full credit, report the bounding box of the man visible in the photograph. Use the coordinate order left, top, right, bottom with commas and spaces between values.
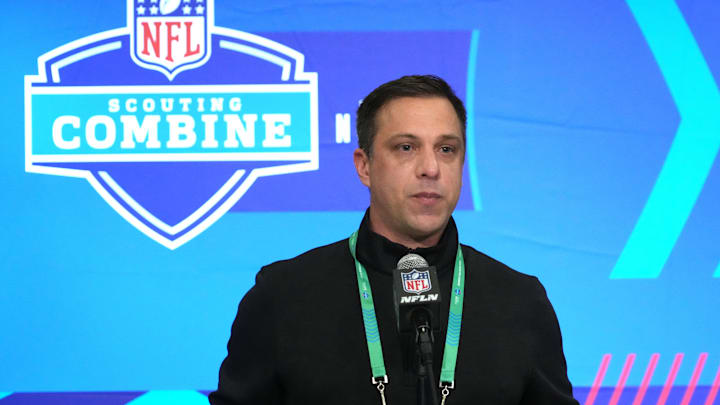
210, 75, 578, 404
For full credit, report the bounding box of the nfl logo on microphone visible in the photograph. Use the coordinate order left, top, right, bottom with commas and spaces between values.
402, 270, 432, 294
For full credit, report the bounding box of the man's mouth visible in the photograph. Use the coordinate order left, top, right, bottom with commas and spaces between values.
412, 192, 442, 204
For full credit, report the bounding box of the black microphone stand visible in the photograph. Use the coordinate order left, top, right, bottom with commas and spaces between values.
415, 313, 439, 405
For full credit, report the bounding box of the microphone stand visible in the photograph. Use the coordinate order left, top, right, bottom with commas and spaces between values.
415, 315, 439, 405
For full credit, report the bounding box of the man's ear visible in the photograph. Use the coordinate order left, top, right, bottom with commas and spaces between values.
353, 148, 371, 188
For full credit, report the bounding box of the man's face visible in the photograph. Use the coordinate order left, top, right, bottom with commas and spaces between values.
354, 96, 464, 248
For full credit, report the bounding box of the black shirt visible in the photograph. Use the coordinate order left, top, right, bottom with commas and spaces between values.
210, 214, 579, 404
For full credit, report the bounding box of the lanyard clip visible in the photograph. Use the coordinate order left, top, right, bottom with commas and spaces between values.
372, 375, 388, 385
372, 375, 388, 405
439, 381, 454, 389
439, 381, 454, 405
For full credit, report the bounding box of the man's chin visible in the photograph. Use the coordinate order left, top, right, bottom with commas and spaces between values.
407, 218, 449, 243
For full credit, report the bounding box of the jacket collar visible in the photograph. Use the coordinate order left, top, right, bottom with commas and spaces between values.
355, 209, 459, 276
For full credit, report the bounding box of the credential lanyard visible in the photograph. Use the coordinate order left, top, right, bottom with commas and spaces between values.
348, 231, 465, 405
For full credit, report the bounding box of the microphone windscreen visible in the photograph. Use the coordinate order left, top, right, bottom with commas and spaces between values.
397, 253, 428, 270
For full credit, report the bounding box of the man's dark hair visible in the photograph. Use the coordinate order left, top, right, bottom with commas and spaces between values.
356, 75, 467, 157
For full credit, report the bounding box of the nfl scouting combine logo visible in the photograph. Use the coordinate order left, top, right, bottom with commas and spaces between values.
24, 0, 319, 249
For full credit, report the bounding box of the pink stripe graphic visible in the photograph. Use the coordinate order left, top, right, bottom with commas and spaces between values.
609, 353, 636, 405
680, 353, 707, 405
657, 353, 684, 405
585, 354, 612, 405
633, 353, 660, 405
704, 363, 720, 405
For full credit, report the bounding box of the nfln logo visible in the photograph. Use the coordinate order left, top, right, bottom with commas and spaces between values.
24, 0, 319, 249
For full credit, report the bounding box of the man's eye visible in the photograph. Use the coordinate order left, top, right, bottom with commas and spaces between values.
440, 146, 455, 153
398, 144, 412, 151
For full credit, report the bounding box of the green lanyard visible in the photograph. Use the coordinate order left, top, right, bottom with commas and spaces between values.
348, 231, 466, 404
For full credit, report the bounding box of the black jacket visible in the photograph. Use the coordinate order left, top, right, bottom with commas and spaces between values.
210, 215, 578, 404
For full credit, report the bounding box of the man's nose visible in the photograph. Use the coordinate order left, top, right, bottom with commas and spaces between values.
416, 147, 440, 179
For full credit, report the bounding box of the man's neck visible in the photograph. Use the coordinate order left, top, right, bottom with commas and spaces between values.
368, 211, 445, 249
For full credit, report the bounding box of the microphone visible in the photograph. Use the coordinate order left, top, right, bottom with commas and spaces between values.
398, 253, 429, 270
393, 254, 442, 405
393, 253, 441, 333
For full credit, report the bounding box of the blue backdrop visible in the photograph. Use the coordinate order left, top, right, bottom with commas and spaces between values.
1, 1, 718, 404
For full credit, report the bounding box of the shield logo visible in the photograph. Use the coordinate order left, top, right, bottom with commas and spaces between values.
401, 269, 432, 294
129, 0, 210, 80
25, 0, 318, 250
